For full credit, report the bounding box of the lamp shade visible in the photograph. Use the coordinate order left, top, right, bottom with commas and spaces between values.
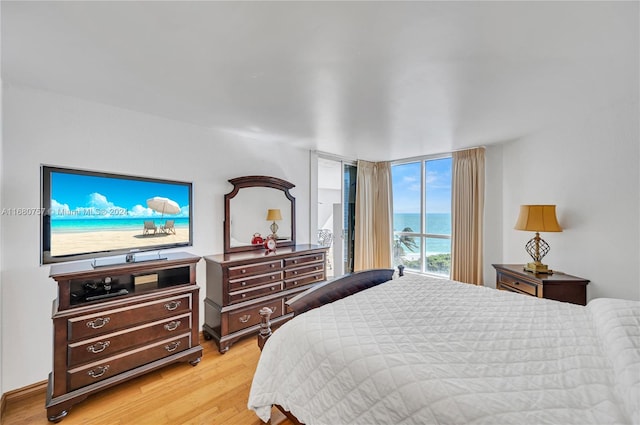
514, 205, 562, 232
266, 209, 282, 221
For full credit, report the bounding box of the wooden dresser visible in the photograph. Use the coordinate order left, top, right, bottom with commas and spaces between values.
203, 244, 327, 353
493, 264, 589, 305
46, 252, 203, 422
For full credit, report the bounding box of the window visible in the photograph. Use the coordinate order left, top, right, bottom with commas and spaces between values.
391, 157, 452, 276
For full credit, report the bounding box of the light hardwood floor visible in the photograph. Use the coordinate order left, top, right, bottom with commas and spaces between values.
3, 336, 293, 425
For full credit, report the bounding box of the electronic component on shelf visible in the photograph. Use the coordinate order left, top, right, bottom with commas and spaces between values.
86, 289, 129, 301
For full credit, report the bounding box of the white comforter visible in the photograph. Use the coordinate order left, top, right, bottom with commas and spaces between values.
248, 273, 640, 424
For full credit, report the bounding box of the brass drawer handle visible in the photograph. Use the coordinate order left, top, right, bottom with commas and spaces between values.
270, 286, 276, 291
164, 320, 181, 331
293, 271, 298, 275
293, 260, 298, 264
270, 264, 275, 268
293, 281, 298, 285
270, 275, 276, 280
86, 317, 110, 329
87, 341, 110, 354
164, 300, 181, 311
164, 341, 181, 352
241, 269, 247, 274
239, 314, 251, 323
241, 294, 247, 298
241, 281, 247, 286
314, 266, 319, 270
87, 365, 110, 378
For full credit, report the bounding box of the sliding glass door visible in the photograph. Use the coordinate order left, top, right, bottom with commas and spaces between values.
342, 163, 356, 275
316, 155, 356, 277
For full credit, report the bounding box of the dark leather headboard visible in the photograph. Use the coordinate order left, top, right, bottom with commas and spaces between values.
285, 268, 395, 316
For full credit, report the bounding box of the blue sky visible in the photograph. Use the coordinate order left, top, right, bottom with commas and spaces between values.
50, 171, 190, 218
392, 157, 452, 214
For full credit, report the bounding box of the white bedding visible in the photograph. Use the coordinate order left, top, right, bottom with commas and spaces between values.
248, 273, 640, 424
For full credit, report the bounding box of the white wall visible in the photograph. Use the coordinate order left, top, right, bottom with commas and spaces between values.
482, 144, 504, 287
499, 99, 639, 301
0, 84, 311, 393
0, 20, 4, 396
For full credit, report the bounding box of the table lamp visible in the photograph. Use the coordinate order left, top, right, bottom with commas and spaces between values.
514, 205, 562, 273
266, 209, 282, 239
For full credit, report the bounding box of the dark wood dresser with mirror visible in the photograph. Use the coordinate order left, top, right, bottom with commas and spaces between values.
203, 176, 328, 353
46, 252, 203, 422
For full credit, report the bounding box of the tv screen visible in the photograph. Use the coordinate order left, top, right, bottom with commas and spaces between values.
41, 166, 193, 264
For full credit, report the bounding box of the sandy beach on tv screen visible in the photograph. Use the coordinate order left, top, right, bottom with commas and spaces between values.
51, 228, 190, 257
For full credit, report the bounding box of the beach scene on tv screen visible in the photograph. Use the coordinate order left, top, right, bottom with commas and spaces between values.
49, 172, 190, 257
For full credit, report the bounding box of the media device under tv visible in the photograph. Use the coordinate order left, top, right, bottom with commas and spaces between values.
90, 250, 168, 268
41, 165, 193, 265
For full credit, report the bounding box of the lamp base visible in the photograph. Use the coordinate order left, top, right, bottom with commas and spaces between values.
270, 222, 279, 239
524, 262, 553, 274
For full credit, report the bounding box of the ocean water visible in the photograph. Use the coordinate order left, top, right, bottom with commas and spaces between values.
394, 213, 451, 255
51, 217, 190, 233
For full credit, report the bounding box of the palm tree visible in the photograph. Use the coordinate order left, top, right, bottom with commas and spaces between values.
393, 227, 418, 264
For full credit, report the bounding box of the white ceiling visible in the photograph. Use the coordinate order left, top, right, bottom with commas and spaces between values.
2, 1, 638, 161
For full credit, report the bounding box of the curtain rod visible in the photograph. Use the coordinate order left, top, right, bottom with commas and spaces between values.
314, 146, 485, 166
390, 146, 485, 165
452, 145, 486, 153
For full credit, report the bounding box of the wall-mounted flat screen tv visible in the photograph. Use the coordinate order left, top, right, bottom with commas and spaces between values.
41, 166, 193, 264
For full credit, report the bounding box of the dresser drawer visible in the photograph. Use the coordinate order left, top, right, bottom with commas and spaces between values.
67, 313, 191, 367
229, 282, 283, 304
228, 260, 282, 279
229, 271, 282, 292
67, 294, 192, 341
498, 273, 538, 296
227, 299, 284, 334
284, 263, 324, 279
67, 334, 191, 391
284, 272, 325, 290
284, 253, 325, 268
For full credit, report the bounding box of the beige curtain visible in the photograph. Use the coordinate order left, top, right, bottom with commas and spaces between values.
451, 148, 485, 285
354, 160, 393, 271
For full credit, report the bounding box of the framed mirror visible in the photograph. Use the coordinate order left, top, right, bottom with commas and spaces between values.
224, 176, 296, 253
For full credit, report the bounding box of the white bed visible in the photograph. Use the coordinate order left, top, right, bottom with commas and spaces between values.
248, 272, 639, 425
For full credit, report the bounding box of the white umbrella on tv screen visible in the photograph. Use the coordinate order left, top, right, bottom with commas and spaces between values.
146, 196, 181, 217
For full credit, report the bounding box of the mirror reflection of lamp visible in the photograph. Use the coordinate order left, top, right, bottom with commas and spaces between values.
266, 209, 282, 239
514, 205, 563, 274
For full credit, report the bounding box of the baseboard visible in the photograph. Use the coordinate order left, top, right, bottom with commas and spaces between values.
4, 379, 48, 401
1, 379, 47, 419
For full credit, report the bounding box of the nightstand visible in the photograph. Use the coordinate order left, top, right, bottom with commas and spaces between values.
492, 264, 589, 306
